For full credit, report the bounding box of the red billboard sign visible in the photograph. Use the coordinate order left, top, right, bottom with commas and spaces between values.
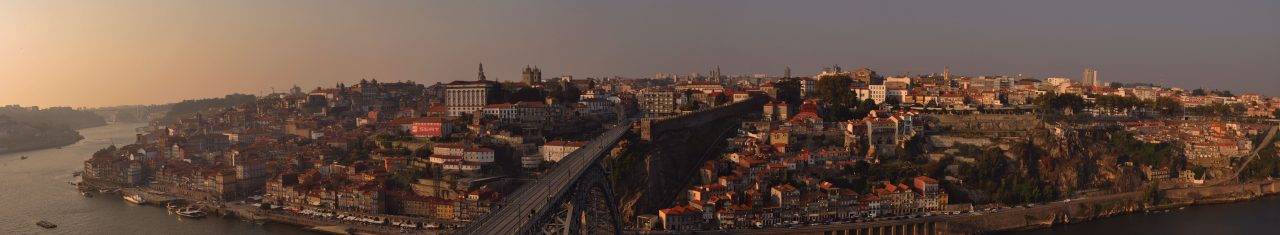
411, 122, 443, 137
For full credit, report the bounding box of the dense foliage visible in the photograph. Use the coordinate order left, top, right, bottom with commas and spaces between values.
1243, 138, 1280, 180
956, 146, 1056, 204
510, 87, 546, 102
771, 78, 804, 106
815, 75, 858, 121
1109, 131, 1177, 167
1033, 93, 1086, 115
1186, 102, 1245, 117
161, 94, 257, 123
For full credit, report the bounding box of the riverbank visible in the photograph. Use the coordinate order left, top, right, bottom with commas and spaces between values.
0, 121, 122, 155
0, 132, 83, 155
79, 181, 445, 235
968, 179, 1280, 234
1, 123, 316, 234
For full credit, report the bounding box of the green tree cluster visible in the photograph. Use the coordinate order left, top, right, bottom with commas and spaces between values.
772, 78, 804, 105
815, 75, 858, 121
1154, 97, 1183, 115
510, 87, 546, 103
1092, 95, 1143, 111
958, 146, 1056, 204
162, 94, 257, 123
1109, 131, 1176, 167
1186, 103, 1245, 117
1242, 139, 1280, 180
1034, 93, 1086, 115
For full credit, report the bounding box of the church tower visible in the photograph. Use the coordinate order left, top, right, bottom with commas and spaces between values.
522, 65, 533, 84
533, 66, 542, 84
478, 63, 487, 81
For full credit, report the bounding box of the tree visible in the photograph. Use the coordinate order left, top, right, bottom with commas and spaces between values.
851, 99, 878, 119
713, 92, 730, 105
510, 87, 545, 102
1093, 95, 1142, 111
1142, 181, 1162, 204
1154, 97, 1183, 116
1191, 88, 1207, 96
816, 75, 858, 121
1187, 103, 1239, 117
1273, 109, 1280, 118
773, 78, 803, 105
1035, 93, 1086, 115
562, 85, 582, 103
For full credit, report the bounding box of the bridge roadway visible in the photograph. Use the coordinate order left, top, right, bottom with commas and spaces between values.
463, 120, 633, 234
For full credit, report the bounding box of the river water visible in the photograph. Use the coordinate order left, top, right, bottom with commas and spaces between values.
1003, 197, 1280, 235
0, 123, 314, 235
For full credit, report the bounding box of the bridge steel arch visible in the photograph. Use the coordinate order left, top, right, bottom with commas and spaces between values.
527, 165, 622, 235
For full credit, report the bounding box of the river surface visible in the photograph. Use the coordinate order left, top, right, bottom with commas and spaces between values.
1003, 197, 1280, 235
0, 123, 314, 235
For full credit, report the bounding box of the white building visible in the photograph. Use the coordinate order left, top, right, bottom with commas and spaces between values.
463, 148, 495, 164
432, 144, 466, 157
521, 154, 543, 169
446, 80, 499, 117
541, 140, 587, 162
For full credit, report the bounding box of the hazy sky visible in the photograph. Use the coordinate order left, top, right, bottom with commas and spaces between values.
2, 0, 1278, 108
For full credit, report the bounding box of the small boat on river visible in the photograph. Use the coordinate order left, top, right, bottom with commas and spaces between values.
124, 194, 146, 205
176, 207, 207, 218
37, 220, 57, 229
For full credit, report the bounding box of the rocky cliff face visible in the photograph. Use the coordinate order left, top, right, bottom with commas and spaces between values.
608, 119, 740, 225
1036, 127, 1143, 194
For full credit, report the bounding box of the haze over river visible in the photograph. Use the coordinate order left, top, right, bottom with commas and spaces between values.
0, 123, 313, 235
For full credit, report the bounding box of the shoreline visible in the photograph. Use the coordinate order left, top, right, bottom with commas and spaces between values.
988, 179, 1280, 234
0, 134, 84, 155
0, 122, 119, 155
692, 179, 1280, 234
81, 183, 442, 235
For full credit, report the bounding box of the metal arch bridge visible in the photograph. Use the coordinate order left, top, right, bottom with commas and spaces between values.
460, 121, 632, 235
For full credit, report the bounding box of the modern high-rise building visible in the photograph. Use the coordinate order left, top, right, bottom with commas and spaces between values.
1082, 68, 1098, 87
943, 66, 950, 80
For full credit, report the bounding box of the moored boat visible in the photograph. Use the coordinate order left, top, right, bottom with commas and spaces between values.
124, 194, 146, 205
37, 220, 57, 229
176, 207, 207, 218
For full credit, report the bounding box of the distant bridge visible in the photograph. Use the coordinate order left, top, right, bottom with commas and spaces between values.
461, 96, 768, 235
461, 122, 630, 234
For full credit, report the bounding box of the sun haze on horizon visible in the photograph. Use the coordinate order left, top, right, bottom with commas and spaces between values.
2, 0, 1278, 108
